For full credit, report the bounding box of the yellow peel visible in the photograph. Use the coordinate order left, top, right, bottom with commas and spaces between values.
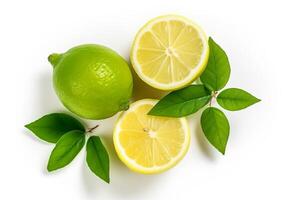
113, 99, 190, 174
130, 15, 209, 90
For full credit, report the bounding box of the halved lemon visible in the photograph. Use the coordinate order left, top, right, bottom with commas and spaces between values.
113, 99, 190, 174
130, 15, 209, 90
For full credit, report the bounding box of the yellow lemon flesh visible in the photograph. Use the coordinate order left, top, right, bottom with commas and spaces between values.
130, 15, 209, 90
113, 99, 190, 174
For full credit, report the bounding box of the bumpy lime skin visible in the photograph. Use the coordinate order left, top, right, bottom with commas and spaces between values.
50, 44, 133, 120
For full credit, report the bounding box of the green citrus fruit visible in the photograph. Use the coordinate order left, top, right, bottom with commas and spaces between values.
49, 44, 133, 120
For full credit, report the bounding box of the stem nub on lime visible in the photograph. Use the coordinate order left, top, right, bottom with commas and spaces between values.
50, 44, 133, 120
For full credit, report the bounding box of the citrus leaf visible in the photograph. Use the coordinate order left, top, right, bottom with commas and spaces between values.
217, 88, 261, 111
25, 113, 85, 143
148, 85, 211, 117
200, 37, 231, 91
47, 130, 85, 171
201, 107, 230, 154
86, 136, 110, 183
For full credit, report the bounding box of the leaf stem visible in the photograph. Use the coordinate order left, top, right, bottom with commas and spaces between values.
209, 91, 218, 106
87, 125, 99, 133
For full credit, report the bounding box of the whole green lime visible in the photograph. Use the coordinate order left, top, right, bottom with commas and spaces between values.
49, 44, 133, 120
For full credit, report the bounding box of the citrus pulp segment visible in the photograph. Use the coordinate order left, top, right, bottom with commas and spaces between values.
113, 99, 190, 174
130, 15, 209, 90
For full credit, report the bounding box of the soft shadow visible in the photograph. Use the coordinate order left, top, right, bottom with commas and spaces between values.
97, 133, 117, 161
129, 63, 166, 101
30, 68, 86, 126
81, 133, 163, 197
36, 69, 63, 112
190, 108, 217, 161
22, 128, 48, 145
22, 128, 53, 175
35, 63, 165, 196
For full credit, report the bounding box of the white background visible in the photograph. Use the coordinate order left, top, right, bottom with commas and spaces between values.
0, 0, 299, 199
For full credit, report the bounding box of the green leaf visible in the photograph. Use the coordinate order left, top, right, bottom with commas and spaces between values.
47, 130, 85, 171
200, 37, 231, 91
86, 136, 110, 183
201, 107, 230, 154
148, 85, 211, 117
25, 113, 85, 143
217, 88, 261, 111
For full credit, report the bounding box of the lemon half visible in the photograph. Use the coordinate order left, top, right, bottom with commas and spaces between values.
130, 15, 209, 90
113, 99, 190, 174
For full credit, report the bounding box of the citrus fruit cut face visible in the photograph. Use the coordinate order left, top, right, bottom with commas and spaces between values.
113, 99, 190, 174
130, 15, 209, 90
50, 44, 133, 120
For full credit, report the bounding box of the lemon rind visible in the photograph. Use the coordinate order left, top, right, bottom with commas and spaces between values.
113, 99, 190, 174
130, 15, 209, 91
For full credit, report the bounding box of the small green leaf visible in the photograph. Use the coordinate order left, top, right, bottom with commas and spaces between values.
25, 113, 85, 143
201, 107, 230, 154
200, 37, 231, 91
217, 88, 261, 111
86, 136, 110, 183
47, 130, 85, 171
148, 85, 211, 117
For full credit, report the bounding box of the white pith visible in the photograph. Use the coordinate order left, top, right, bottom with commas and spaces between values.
131, 15, 209, 90
113, 99, 190, 173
